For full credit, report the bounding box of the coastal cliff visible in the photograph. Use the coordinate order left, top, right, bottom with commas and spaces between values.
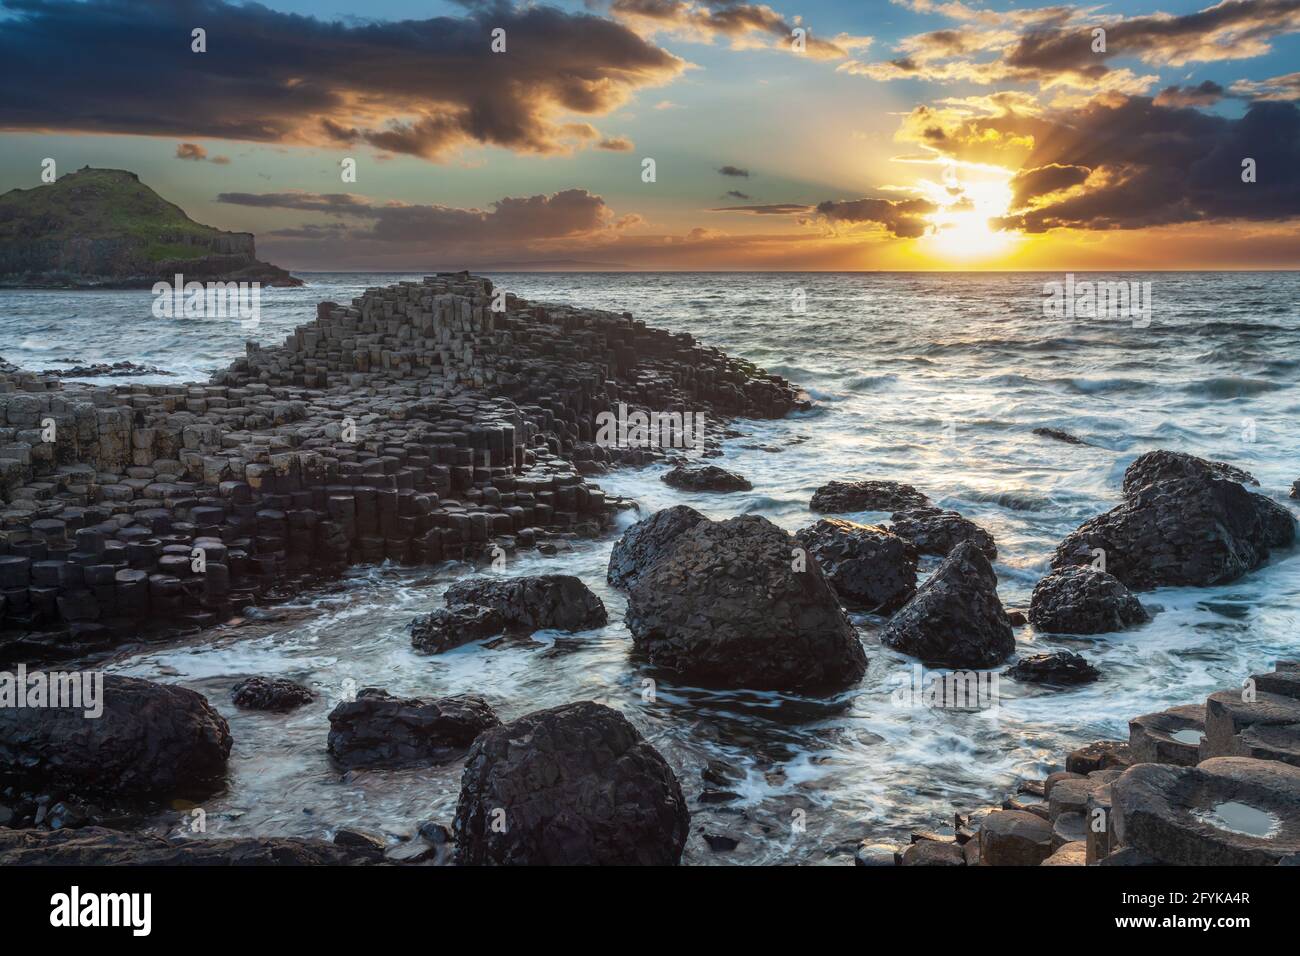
0, 167, 301, 288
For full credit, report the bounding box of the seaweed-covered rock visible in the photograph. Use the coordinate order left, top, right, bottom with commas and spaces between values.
0, 675, 231, 801
409, 604, 506, 654
662, 464, 751, 492
230, 676, 314, 711
1005, 652, 1100, 685
442, 575, 607, 634
794, 518, 916, 612
809, 479, 929, 514
880, 541, 1014, 668
888, 507, 997, 560
624, 514, 866, 691
453, 701, 689, 865
1028, 565, 1148, 634
607, 505, 709, 590
326, 689, 500, 770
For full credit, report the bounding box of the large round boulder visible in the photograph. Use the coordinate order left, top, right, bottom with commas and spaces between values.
453, 701, 689, 865
0, 675, 232, 801
607, 505, 709, 590
810, 479, 929, 514
442, 574, 607, 633
880, 540, 1014, 668
327, 689, 500, 770
888, 507, 997, 560
794, 518, 916, 612
1053, 451, 1295, 589
625, 514, 867, 690
1028, 565, 1149, 634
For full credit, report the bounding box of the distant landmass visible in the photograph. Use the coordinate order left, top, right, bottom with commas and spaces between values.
0, 167, 302, 288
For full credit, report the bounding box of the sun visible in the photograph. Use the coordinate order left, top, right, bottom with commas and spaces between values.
916, 170, 1020, 263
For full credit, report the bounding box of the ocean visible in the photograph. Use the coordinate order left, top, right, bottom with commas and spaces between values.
2, 271, 1298, 864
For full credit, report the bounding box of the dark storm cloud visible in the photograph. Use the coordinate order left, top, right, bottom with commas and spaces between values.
1153, 80, 1227, 107
218, 188, 618, 242
718, 165, 751, 177
1008, 163, 1092, 208
814, 198, 939, 238
0, 0, 685, 159
990, 98, 1300, 232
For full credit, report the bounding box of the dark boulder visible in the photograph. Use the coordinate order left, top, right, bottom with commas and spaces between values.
794, 518, 916, 612
810, 479, 929, 514
410, 604, 506, 654
326, 689, 500, 770
0, 675, 231, 801
888, 507, 997, 560
1122, 450, 1257, 496
1028, 565, 1148, 634
443, 575, 607, 634
1052, 474, 1295, 590
880, 541, 1014, 668
625, 514, 866, 691
1033, 427, 1091, 446
0, 827, 378, 866
453, 701, 689, 865
607, 505, 709, 590
1005, 652, 1100, 685
231, 676, 314, 711
662, 464, 752, 493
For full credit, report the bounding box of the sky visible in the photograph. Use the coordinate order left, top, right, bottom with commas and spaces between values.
1, 0, 1299, 270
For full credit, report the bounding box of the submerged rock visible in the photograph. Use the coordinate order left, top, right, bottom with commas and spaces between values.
443, 575, 608, 634
453, 701, 689, 865
231, 676, 314, 711
326, 689, 500, 770
1053, 452, 1296, 589
607, 505, 709, 590
1032, 427, 1092, 446
1028, 565, 1149, 634
661, 464, 752, 492
1005, 652, 1100, 685
794, 518, 916, 612
625, 514, 866, 691
809, 479, 929, 514
0, 675, 231, 801
0, 827, 377, 865
888, 507, 997, 560
880, 541, 1014, 668
1112, 756, 1300, 865
409, 604, 506, 654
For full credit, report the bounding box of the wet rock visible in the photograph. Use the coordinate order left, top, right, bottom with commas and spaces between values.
1111, 756, 1300, 865
794, 518, 917, 612
978, 809, 1054, 866
1097, 845, 1166, 866
1122, 449, 1258, 495
1292, 479, 1300, 500
662, 464, 752, 493
625, 514, 866, 691
409, 604, 506, 654
1041, 841, 1087, 865
326, 689, 500, 770
1006, 609, 1027, 626
1033, 427, 1092, 446
453, 701, 689, 865
607, 505, 709, 590
1053, 453, 1295, 590
0, 826, 377, 865
0, 675, 231, 802
809, 479, 929, 514
703, 832, 740, 852
854, 842, 900, 866
1129, 704, 1205, 766
1005, 651, 1100, 686
888, 507, 997, 561
902, 841, 965, 865
231, 676, 314, 711
442, 575, 607, 635
1028, 565, 1149, 634
332, 827, 387, 856
880, 541, 1014, 668
1066, 740, 1134, 775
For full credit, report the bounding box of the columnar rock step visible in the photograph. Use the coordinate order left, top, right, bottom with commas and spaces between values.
0, 274, 803, 655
